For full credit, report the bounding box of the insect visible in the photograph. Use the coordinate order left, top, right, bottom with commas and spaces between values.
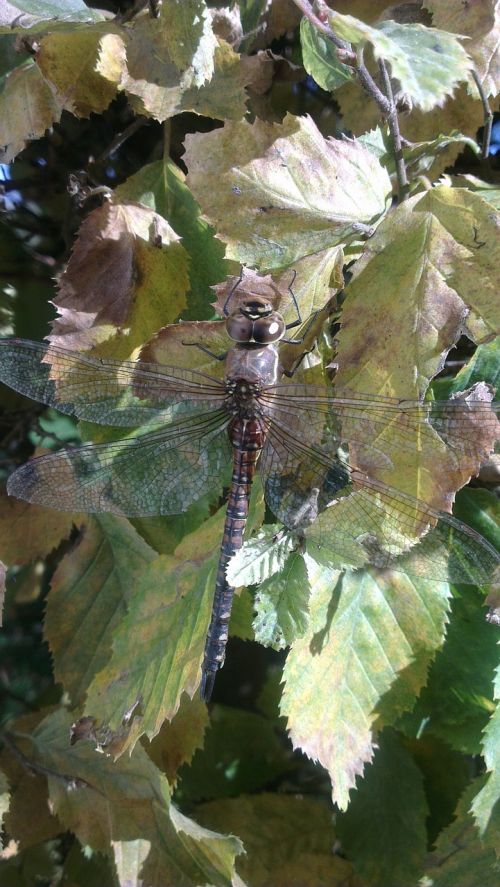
0, 285, 498, 700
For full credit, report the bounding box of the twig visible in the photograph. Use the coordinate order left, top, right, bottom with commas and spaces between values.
0, 730, 95, 792
378, 59, 409, 201
93, 117, 150, 167
471, 70, 493, 159
290, 0, 352, 53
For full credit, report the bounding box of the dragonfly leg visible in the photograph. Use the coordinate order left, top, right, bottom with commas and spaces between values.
181, 342, 228, 361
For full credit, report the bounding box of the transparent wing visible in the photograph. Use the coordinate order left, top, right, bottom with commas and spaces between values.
259, 413, 500, 585
0, 338, 226, 426
259, 383, 499, 470
7, 409, 231, 516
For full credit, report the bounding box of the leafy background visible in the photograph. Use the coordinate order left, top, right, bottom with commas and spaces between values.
0, 0, 499, 885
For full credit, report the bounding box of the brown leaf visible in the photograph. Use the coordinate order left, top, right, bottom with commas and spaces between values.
50, 201, 189, 352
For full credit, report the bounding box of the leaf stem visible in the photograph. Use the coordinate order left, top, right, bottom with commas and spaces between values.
378, 59, 409, 202
471, 70, 493, 159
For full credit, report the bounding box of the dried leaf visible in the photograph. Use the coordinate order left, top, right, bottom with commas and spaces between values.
184, 114, 391, 269
50, 200, 189, 353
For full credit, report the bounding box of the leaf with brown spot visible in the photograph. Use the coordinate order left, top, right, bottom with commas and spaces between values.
50, 201, 189, 354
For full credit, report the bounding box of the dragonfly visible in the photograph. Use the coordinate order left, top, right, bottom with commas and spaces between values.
0, 287, 499, 700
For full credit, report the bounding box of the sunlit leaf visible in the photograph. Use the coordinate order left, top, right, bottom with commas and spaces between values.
45, 515, 156, 708
160, 0, 217, 85
196, 793, 354, 887
336, 729, 427, 886
50, 200, 190, 354
0, 61, 64, 163
36, 24, 122, 117
360, 125, 479, 184
444, 175, 500, 211
227, 526, 295, 587
0, 768, 9, 833
281, 559, 451, 810
300, 17, 353, 91
432, 339, 500, 399
0, 0, 104, 33
328, 11, 471, 110
424, 0, 500, 96
185, 113, 391, 269
253, 552, 310, 649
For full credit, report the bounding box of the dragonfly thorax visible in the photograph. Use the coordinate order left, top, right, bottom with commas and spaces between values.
226, 297, 285, 345
225, 378, 263, 420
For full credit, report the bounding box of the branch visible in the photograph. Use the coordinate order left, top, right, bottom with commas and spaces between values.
1, 730, 99, 793
471, 69, 493, 159
378, 59, 409, 202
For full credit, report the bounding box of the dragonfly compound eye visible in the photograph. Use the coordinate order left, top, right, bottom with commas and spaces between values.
226, 312, 254, 342
253, 314, 286, 343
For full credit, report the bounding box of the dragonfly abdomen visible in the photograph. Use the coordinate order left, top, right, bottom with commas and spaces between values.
200, 417, 266, 701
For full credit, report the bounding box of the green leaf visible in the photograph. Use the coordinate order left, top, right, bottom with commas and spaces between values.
253, 552, 310, 649
178, 706, 290, 802
196, 793, 355, 887
184, 113, 391, 270
424, 778, 500, 886
82, 510, 225, 752
45, 515, 157, 708
471, 658, 500, 853
0, 61, 64, 163
281, 559, 451, 810
23, 708, 242, 886
0, 768, 9, 832
0, 0, 104, 33
336, 730, 428, 886
300, 17, 353, 91
329, 11, 471, 110
432, 339, 500, 399
114, 159, 227, 320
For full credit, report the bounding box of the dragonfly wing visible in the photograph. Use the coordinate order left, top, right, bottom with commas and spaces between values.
260, 383, 499, 471
260, 420, 500, 585
306, 474, 500, 585
7, 410, 231, 516
0, 339, 226, 426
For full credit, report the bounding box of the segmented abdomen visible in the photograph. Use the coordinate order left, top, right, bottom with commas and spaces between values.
200, 416, 265, 701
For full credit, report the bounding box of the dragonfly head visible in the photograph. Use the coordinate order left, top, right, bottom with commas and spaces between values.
226, 297, 286, 345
